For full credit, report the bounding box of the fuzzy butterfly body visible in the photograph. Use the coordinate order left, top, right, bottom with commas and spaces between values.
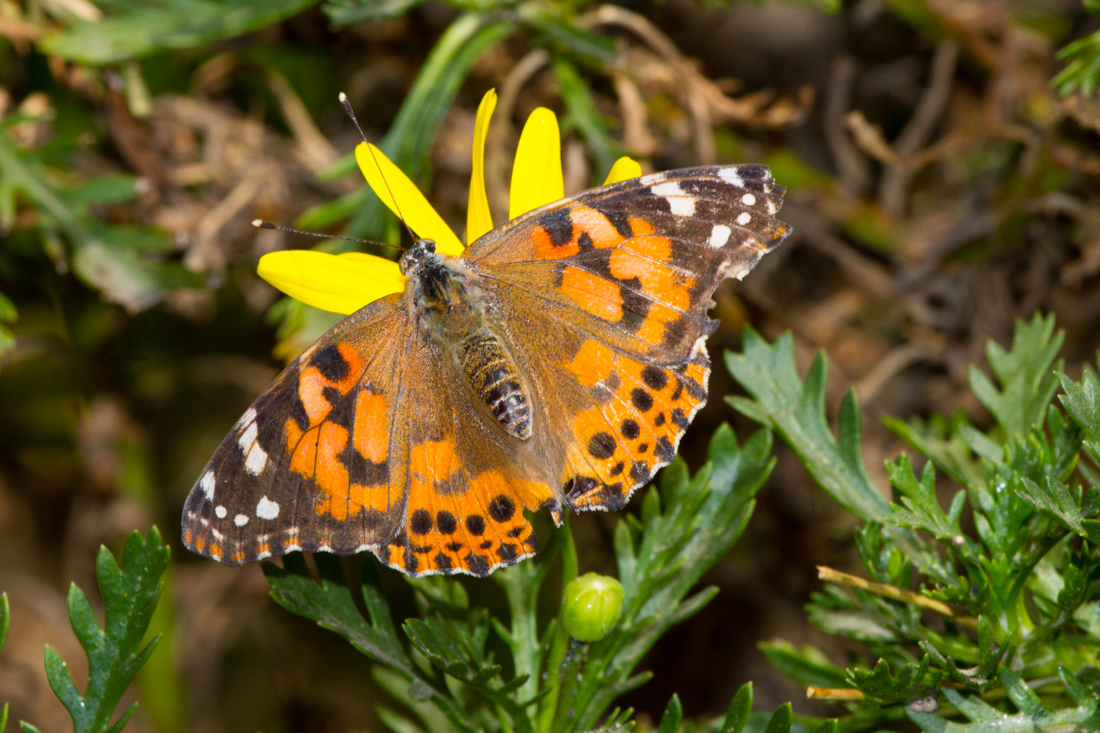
182, 165, 791, 576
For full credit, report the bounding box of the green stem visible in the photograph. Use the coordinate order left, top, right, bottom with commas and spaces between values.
537, 519, 577, 733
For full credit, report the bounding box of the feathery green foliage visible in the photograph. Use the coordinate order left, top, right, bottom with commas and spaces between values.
263, 424, 784, 733
726, 313, 1100, 732
11, 529, 170, 733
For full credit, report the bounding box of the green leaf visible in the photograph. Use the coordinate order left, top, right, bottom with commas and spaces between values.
521, 7, 616, 63
907, 670, 1100, 731
1054, 23, 1100, 97
0, 593, 9, 654
44, 528, 169, 733
725, 328, 891, 524
40, 0, 321, 64
847, 656, 939, 705
887, 455, 955, 537
264, 553, 418, 682
884, 412, 982, 488
1059, 361, 1100, 467
656, 695, 682, 733
763, 703, 793, 733
968, 313, 1063, 437
720, 682, 753, 733
758, 641, 848, 690
1017, 476, 1100, 544
552, 57, 619, 178
324, 0, 425, 23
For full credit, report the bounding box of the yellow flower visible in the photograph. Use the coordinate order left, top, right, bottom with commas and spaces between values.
258, 90, 642, 315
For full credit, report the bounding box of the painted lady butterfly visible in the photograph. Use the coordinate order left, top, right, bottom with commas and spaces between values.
182, 165, 790, 576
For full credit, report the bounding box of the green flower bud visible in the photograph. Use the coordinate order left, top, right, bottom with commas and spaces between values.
561, 573, 624, 642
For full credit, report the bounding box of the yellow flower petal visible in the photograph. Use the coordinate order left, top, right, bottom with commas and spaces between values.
467, 89, 496, 245
509, 107, 563, 219
258, 249, 405, 316
354, 142, 464, 256
603, 156, 642, 185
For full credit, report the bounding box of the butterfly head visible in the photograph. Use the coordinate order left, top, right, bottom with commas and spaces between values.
400, 239, 438, 276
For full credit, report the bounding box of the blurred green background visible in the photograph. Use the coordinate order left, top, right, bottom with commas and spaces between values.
1, 0, 1099, 730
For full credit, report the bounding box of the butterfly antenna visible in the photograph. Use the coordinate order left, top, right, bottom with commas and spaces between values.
339, 92, 418, 245
252, 220, 402, 252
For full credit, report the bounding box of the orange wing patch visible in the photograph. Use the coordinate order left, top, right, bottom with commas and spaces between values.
561, 266, 623, 322
282, 343, 396, 523
562, 339, 709, 511
374, 439, 552, 576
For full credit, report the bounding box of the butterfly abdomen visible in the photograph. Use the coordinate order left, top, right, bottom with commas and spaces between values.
459, 332, 532, 440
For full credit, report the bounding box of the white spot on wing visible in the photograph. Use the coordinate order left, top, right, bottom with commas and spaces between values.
736, 212, 752, 226
201, 471, 215, 500
237, 407, 257, 429
767, 200, 778, 215
244, 444, 268, 475
708, 224, 732, 248
651, 181, 696, 216
237, 415, 269, 476
317, 544, 333, 553
285, 543, 302, 552
256, 550, 272, 560
215, 505, 227, 518
741, 193, 756, 206
256, 496, 280, 520
719, 168, 745, 189
234, 514, 249, 527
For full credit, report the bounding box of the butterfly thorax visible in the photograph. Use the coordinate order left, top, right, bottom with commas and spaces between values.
403, 239, 533, 441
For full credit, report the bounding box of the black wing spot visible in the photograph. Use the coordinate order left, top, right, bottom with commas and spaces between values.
466, 514, 486, 536
436, 510, 457, 535
403, 550, 419, 574
542, 209, 574, 248
498, 543, 518, 562
410, 509, 433, 535
489, 495, 516, 522
641, 366, 668, 390
621, 419, 641, 440
653, 412, 666, 427
631, 388, 654, 413
337, 441, 389, 486
507, 526, 525, 538
610, 461, 625, 476
588, 432, 617, 460
655, 436, 676, 463
290, 397, 310, 431
322, 386, 342, 406
466, 554, 490, 577
630, 462, 650, 483
446, 541, 464, 552
638, 443, 649, 454
434, 553, 453, 572
312, 344, 349, 382
591, 204, 633, 239
480, 540, 493, 550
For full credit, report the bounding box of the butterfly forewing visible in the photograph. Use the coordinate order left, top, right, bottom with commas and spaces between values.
466, 165, 789, 513
182, 296, 412, 565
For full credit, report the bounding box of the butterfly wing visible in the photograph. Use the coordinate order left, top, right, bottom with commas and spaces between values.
182, 295, 416, 565
463, 165, 790, 512
369, 335, 558, 576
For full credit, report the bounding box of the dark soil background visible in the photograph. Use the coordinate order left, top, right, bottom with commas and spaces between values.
1, 1, 1099, 731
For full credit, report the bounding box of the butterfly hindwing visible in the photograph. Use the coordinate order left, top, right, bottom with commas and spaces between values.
371, 334, 559, 577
